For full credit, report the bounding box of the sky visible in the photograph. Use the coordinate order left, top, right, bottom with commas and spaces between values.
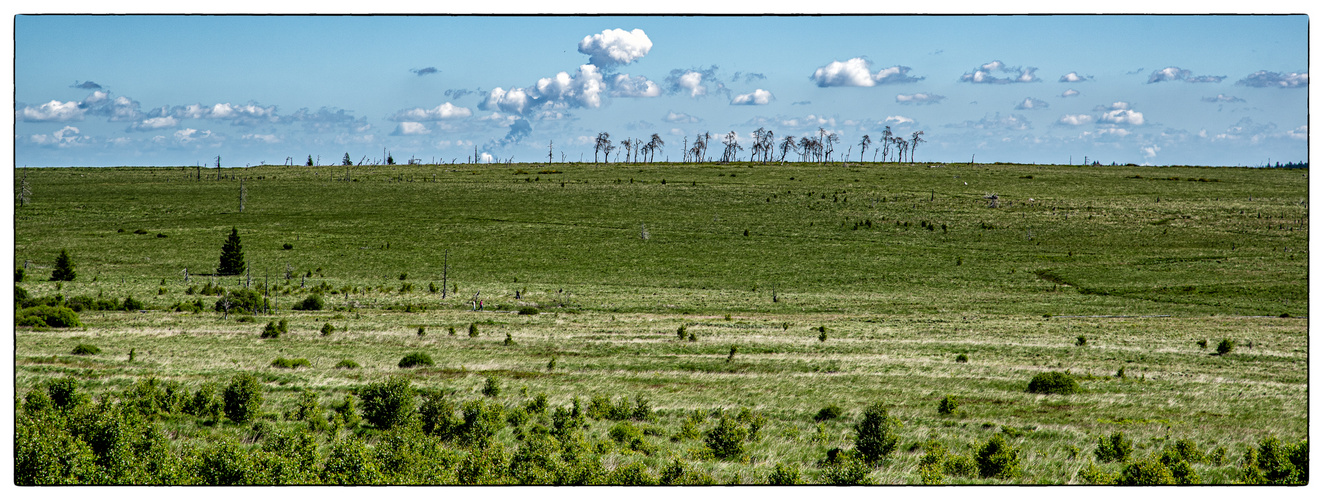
12, 13, 1310, 167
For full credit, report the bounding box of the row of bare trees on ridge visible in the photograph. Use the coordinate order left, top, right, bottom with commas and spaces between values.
590, 126, 924, 164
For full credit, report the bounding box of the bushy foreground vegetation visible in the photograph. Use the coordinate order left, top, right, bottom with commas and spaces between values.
16, 374, 1306, 485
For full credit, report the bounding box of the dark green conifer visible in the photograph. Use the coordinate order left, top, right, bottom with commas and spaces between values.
217, 227, 245, 276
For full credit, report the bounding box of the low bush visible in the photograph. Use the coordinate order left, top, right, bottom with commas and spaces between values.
517, 306, 539, 315
71, 343, 101, 355
1117, 456, 1174, 485
334, 359, 360, 369
1026, 371, 1080, 395
321, 323, 335, 336
819, 448, 873, 485
359, 377, 416, 430
271, 357, 311, 369
676, 324, 687, 340
16, 305, 82, 328
1094, 432, 1133, 463
955, 353, 969, 363
398, 352, 434, 368
767, 462, 801, 485
47, 377, 83, 410
704, 416, 747, 460
260, 321, 282, 338
937, 395, 959, 415
481, 376, 501, 397
215, 289, 263, 314
814, 404, 843, 422
468, 323, 479, 337
1216, 338, 1235, 355
292, 294, 324, 311
605, 461, 657, 486
975, 434, 1021, 479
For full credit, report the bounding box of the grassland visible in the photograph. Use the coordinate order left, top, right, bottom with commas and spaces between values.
12, 161, 1309, 484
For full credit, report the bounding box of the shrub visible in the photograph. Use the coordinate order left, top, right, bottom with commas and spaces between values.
820, 448, 873, 485
1078, 460, 1118, 484
22, 388, 52, 415
260, 321, 282, 338
1196, 339, 1208, 349
419, 393, 461, 438
814, 404, 843, 422
606, 461, 657, 485
468, 323, 479, 337
457, 399, 505, 448
1216, 338, 1235, 355
222, 373, 263, 423
975, 434, 1021, 479
321, 322, 335, 336
854, 402, 900, 464
282, 243, 293, 250
292, 294, 324, 311
50, 249, 76, 281
121, 295, 145, 311
1170, 438, 1207, 464
271, 357, 311, 369
16, 268, 25, 283
937, 395, 959, 415
1159, 448, 1201, 485
331, 395, 361, 428
47, 377, 82, 410
767, 462, 801, 485
704, 416, 747, 460
481, 376, 501, 397
943, 454, 978, 477
216, 289, 263, 314
503, 333, 515, 346
358, 377, 416, 430
17, 305, 82, 328
818, 325, 828, 342
1075, 335, 1087, 346
1250, 435, 1307, 484
334, 359, 360, 369
955, 353, 969, 363
1117, 456, 1175, 485
321, 438, 383, 485
185, 383, 223, 420
1026, 371, 1080, 395
398, 352, 434, 368
70, 343, 101, 355
1094, 432, 1133, 463
676, 324, 687, 340
517, 306, 539, 315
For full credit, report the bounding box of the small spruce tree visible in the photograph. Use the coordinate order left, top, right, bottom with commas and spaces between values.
50, 249, 76, 281
217, 227, 245, 276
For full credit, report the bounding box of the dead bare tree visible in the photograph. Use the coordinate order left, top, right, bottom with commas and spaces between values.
779, 135, 797, 162
648, 133, 664, 163
594, 132, 610, 163
620, 138, 633, 163
880, 126, 893, 162
858, 134, 871, 162
16, 169, 31, 207
720, 131, 743, 163
910, 131, 925, 163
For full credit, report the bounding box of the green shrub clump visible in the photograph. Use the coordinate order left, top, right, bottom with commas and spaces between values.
398, 352, 434, 368
1026, 371, 1080, 395
1118, 456, 1175, 485
222, 373, 263, 423
937, 395, 959, 415
704, 416, 747, 460
814, 404, 843, 422
260, 319, 288, 338
1094, 432, 1133, 463
481, 376, 501, 397
1216, 338, 1235, 355
216, 289, 264, 314
271, 357, 311, 369
517, 306, 539, 315
358, 376, 416, 430
975, 434, 1021, 479
16, 306, 82, 328
291, 294, 324, 311
70, 343, 101, 355
854, 402, 900, 464
334, 359, 360, 369
955, 353, 969, 363
321, 322, 335, 336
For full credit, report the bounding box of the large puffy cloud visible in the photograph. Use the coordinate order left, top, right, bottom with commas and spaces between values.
664, 67, 728, 99
895, 93, 945, 105
17, 100, 85, 122
1235, 70, 1308, 88
1014, 97, 1049, 110
577, 28, 652, 67
1147, 66, 1225, 83
731, 89, 773, 105
390, 102, 472, 121
609, 74, 663, 97
481, 87, 534, 115
534, 64, 606, 109
169, 102, 277, 125
809, 58, 922, 87
960, 61, 1040, 84
1094, 102, 1144, 125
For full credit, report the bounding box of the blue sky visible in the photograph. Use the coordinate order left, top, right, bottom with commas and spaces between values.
13, 14, 1309, 167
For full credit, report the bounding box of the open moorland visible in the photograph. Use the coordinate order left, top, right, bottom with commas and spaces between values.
12, 161, 1308, 485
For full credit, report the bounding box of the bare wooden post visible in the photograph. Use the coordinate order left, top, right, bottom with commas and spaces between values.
441, 249, 449, 298
239, 178, 247, 212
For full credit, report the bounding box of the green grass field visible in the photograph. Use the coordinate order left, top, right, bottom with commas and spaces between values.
12, 161, 1308, 484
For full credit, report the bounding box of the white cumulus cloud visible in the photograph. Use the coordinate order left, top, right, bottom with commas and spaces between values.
28, 125, 86, 147
577, 28, 652, 67
810, 58, 922, 87
1094, 102, 1144, 126
1058, 72, 1090, 83
1061, 89, 1080, 98
130, 116, 179, 131
609, 74, 663, 97
1235, 70, 1309, 88
664, 111, 701, 123
1057, 114, 1094, 126
731, 89, 774, 105
960, 61, 1040, 84
1014, 97, 1049, 110
18, 100, 85, 122
392, 122, 432, 135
